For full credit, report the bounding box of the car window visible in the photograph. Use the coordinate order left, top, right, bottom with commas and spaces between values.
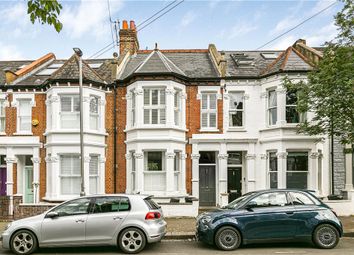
144, 197, 161, 210
92, 197, 131, 214
223, 192, 254, 209
248, 192, 290, 208
290, 192, 315, 205
51, 198, 91, 217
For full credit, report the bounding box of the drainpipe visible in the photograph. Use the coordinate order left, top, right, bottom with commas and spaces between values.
113, 85, 117, 193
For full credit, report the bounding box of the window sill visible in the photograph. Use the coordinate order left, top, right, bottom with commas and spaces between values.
125, 126, 188, 132
0, 132, 6, 136
13, 132, 33, 136
199, 128, 219, 133
44, 130, 108, 136
227, 127, 246, 132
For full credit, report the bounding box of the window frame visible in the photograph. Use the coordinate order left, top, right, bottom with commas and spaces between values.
286, 151, 309, 189
59, 154, 81, 195
131, 90, 136, 127
17, 98, 32, 133
89, 95, 100, 131
89, 154, 99, 194
285, 89, 306, 124
228, 91, 244, 128
174, 89, 182, 126
143, 87, 166, 125
268, 151, 278, 189
267, 89, 277, 126
60, 94, 80, 129
200, 92, 218, 130
0, 99, 5, 133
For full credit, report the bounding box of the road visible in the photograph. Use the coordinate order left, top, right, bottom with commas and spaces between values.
1, 238, 354, 255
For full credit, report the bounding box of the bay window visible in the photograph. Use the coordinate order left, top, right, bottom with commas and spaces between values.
228, 92, 244, 127
89, 155, 99, 194
144, 151, 166, 191
144, 88, 166, 124
17, 99, 32, 132
286, 90, 305, 123
268, 89, 277, 125
201, 93, 217, 129
0, 99, 5, 132
60, 95, 79, 129
268, 152, 278, 188
286, 152, 308, 189
174, 90, 181, 126
89, 95, 99, 130
60, 155, 80, 195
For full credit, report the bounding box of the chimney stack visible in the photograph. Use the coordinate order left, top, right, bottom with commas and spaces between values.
119, 19, 139, 56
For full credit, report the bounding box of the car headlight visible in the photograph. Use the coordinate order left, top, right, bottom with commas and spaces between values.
201, 215, 212, 225
4, 223, 12, 231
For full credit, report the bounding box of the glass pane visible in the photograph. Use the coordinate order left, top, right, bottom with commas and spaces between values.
201, 94, 208, 109
90, 96, 98, 113
228, 151, 242, 165
269, 108, 277, 125
201, 113, 208, 127
73, 96, 80, 111
20, 116, 31, 131
209, 113, 216, 127
290, 192, 314, 205
249, 192, 289, 207
0, 118, 5, 132
61, 113, 79, 129
229, 111, 242, 127
90, 115, 99, 130
151, 109, 158, 124
229, 92, 243, 110
286, 106, 299, 123
144, 89, 150, 105
209, 94, 216, 109
286, 172, 307, 189
152, 90, 158, 105
19, 100, 31, 115
89, 177, 98, 194
160, 89, 165, 105
270, 172, 278, 188
144, 109, 150, 124
147, 151, 163, 171
269, 152, 277, 171
61, 97, 71, 112
119, 197, 130, 211
160, 108, 166, 124
93, 197, 121, 213
0, 100, 5, 115
268, 90, 277, 107
199, 151, 215, 164
89, 156, 98, 175
53, 197, 90, 215
287, 152, 308, 171
286, 90, 297, 105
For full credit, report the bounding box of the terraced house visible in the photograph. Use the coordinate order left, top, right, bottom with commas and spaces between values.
0, 20, 353, 218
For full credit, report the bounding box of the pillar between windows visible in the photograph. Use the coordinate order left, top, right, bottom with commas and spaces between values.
31, 157, 40, 204
276, 152, 287, 189
191, 153, 200, 198
5, 156, 16, 216
125, 153, 132, 194
134, 152, 144, 193
245, 154, 256, 192
218, 153, 228, 207
344, 144, 354, 198
310, 152, 320, 192
180, 154, 187, 195
166, 152, 175, 194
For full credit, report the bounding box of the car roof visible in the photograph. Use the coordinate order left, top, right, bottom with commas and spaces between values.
80, 194, 151, 199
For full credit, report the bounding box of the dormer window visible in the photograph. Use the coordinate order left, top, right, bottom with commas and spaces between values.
143, 88, 166, 125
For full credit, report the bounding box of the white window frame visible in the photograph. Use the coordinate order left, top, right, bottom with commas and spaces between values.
143, 151, 166, 192
89, 154, 99, 194
268, 151, 278, 189
267, 89, 277, 126
200, 92, 218, 130
60, 94, 80, 129
285, 90, 306, 124
228, 91, 244, 128
174, 151, 181, 191
59, 155, 81, 195
89, 95, 100, 131
143, 88, 166, 125
286, 151, 309, 189
174, 89, 182, 126
131, 90, 136, 127
17, 98, 32, 133
0, 99, 5, 133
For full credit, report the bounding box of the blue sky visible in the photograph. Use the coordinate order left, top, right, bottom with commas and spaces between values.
0, 0, 342, 60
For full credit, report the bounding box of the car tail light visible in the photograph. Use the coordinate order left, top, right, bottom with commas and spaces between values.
145, 211, 161, 220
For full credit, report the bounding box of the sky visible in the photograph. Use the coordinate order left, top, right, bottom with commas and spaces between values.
0, 0, 343, 60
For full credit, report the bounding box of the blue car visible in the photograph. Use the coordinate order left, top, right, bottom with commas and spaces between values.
196, 189, 343, 251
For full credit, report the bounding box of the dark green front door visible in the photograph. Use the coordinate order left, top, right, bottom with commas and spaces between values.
228, 167, 242, 203
199, 166, 216, 206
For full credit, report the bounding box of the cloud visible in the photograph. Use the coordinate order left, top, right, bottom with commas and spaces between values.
0, 42, 23, 60
306, 21, 337, 46
60, 0, 124, 39
268, 35, 296, 50
180, 11, 197, 27
228, 22, 258, 39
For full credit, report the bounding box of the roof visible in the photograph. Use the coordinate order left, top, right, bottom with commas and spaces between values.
0, 60, 32, 84
118, 49, 219, 80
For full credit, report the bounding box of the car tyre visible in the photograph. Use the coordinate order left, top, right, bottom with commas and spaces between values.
313, 224, 339, 249
10, 230, 38, 255
118, 227, 146, 254
215, 226, 241, 251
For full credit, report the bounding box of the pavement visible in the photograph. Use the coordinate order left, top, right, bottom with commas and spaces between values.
1, 216, 354, 240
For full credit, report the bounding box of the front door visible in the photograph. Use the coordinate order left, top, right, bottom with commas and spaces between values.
24, 166, 34, 203
228, 167, 242, 203
199, 166, 216, 206
0, 168, 6, 196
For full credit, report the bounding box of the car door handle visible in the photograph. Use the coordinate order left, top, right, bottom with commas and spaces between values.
113, 216, 122, 220
286, 211, 294, 215
75, 219, 85, 223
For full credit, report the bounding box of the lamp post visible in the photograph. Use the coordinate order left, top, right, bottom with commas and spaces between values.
73, 47, 85, 197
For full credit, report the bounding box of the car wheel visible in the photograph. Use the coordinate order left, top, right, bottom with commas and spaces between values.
10, 230, 38, 255
118, 227, 146, 254
313, 224, 339, 249
215, 226, 241, 251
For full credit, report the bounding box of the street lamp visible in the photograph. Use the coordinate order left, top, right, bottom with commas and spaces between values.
73, 47, 85, 197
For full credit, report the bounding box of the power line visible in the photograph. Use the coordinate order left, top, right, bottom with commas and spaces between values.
89, 42, 115, 59
94, 43, 117, 59
138, 0, 185, 32
136, 0, 178, 28
256, 1, 337, 50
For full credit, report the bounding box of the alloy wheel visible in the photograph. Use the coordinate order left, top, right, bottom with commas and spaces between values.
11, 231, 36, 255
119, 228, 146, 254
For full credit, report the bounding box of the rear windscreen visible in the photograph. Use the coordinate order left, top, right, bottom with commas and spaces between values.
144, 198, 161, 210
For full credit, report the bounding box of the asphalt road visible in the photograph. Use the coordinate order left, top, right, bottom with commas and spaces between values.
1, 238, 354, 255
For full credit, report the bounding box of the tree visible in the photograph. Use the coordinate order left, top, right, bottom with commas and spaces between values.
283, 0, 354, 145
27, 0, 63, 32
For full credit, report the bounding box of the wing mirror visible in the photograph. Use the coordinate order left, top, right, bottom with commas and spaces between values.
46, 211, 59, 218
244, 201, 257, 211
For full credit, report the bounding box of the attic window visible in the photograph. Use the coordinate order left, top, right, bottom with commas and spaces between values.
231, 53, 255, 67
17, 64, 27, 70
36, 69, 57, 75
261, 53, 278, 59
88, 63, 102, 69
48, 63, 64, 68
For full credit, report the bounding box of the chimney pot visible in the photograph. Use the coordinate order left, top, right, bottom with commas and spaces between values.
122, 20, 128, 29
130, 20, 136, 30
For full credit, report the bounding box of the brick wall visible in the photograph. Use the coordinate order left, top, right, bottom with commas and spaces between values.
105, 92, 114, 193
5, 94, 16, 135
13, 195, 56, 220
0, 196, 10, 219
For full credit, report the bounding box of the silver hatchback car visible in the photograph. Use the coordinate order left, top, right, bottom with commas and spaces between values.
2, 194, 166, 255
